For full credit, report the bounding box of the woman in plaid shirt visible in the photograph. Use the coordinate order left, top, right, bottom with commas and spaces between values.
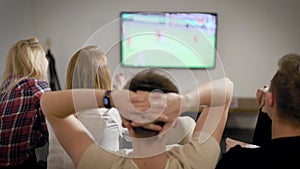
0, 37, 51, 169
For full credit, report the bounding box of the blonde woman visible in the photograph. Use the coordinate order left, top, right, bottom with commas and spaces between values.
47, 46, 124, 169
0, 37, 51, 168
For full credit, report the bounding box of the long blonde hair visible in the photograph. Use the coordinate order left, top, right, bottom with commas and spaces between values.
65, 45, 112, 90
0, 37, 48, 91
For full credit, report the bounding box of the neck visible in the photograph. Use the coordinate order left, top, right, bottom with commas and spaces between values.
131, 136, 167, 158
272, 119, 300, 139
133, 153, 168, 169
131, 137, 168, 169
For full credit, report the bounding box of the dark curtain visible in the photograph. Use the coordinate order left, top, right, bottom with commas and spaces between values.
46, 49, 61, 91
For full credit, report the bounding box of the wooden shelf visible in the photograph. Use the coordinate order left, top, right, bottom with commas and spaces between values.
195, 97, 260, 114
230, 97, 259, 113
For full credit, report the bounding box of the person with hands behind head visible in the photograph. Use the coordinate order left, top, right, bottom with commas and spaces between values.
0, 37, 51, 169
216, 53, 300, 169
121, 69, 196, 145
41, 68, 233, 169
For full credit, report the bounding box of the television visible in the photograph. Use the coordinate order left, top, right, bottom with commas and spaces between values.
120, 12, 218, 69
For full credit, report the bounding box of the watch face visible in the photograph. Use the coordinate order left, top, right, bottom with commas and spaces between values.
104, 97, 109, 106
103, 90, 112, 108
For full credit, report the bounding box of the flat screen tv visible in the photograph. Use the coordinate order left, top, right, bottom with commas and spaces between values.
120, 12, 218, 69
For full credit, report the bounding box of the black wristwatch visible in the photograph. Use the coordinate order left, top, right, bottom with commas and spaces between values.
103, 90, 112, 108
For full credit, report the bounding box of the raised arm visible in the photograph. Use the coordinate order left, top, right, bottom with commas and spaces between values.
40, 89, 164, 166
159, 77, 233, 142
192, 77, 233, 143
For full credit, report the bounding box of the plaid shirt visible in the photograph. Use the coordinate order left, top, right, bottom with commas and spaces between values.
0, 77, 51, 167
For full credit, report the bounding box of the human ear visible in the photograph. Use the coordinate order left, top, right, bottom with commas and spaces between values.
266, 92, 274, 107
262, 92, 273, 113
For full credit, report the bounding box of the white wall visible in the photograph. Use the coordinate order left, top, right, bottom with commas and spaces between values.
0, 0, 34, 75
1, 0, 300, 97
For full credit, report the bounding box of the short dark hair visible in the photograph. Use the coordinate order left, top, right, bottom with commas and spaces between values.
125, 69, 178, 93
124, 68, 178, 138
270, 53, 300, 122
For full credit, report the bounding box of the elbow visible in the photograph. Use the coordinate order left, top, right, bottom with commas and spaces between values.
211, 77, 234, 106
225, 77, 234, 104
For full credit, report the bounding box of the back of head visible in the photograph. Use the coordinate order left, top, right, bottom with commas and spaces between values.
124, 68, 178, 138
270, 53, 300, 123
65, 45, 112, 90
0, 37, 47, 91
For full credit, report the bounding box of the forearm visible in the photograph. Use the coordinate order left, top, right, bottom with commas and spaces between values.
41, 89, 157, 122
252, 108, 272, 146
41, 89, 106, 118
193, 78, 233, 143
182, 77, 233, 111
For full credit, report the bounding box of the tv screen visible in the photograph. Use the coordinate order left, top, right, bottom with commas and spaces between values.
120, 12, 218, 69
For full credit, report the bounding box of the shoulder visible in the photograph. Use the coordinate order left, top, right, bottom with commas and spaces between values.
19, 78, 51, 92
77, 143, 134, 169
168, 132, 220, 154
216, 146, 263, 169
17, 78, 51, 100
167, 135, 220, 168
